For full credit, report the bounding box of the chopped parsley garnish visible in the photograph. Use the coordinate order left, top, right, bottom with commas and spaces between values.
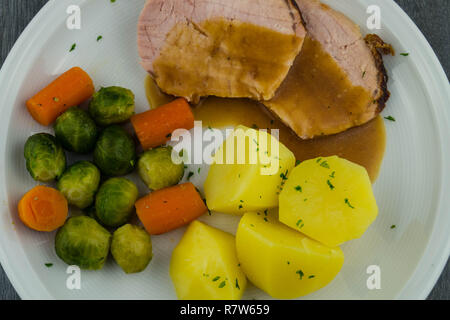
97, 35, 103, 42
316, 158, 322, 163
218, 281, 226, 288
295, 185, 302, 192
187, 171, 194, 180
166, 133, 172, 138
197, 168, 201, 174
280, 170, 289, 180
320, 161, 330, 169
400, 53, 409, 56
296, 270, 304, 280
384, 115, 396, 122
235, 278, 240, 290
69, 43, 76, 52
295, 160, 301, 166
308, 275, 315, 279
45, 263, 53, 268
390, 225, 396, 229
362, 71, 366, 78
344, 198, 355, 209
238, 204, 243, 210
110, 0, 116, 3
251, 124, 258, 129
212, 276, 220, 282
263, 217, 268, 222
287, 261, 290, 265
296, 219, 303, 227
329, 171, 335, 178
327, 180, 335, 190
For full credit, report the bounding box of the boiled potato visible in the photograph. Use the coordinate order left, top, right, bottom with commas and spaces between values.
236, 211, 344, 299
204, 125, 295, 214
279, 156, 378, 247
170, 221, 247, 300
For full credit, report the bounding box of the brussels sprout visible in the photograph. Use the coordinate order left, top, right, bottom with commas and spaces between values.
55, 216, 111, 270
54, 107, 98, 153
24, 133, 66, 182
95, 177, 138, 227
111, 224, 153, 273
57, 161, 101, 209
94, 125, 136, 176
138, 146, 184, 190
89, 86, 135, 126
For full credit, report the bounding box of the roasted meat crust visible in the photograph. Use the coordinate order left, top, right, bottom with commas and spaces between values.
364, 34, 395, 114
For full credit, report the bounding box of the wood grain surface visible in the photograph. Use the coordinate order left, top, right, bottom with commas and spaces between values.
0, 0, 448, 300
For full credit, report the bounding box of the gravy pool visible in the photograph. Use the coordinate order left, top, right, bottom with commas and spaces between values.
145, 77, 386, 182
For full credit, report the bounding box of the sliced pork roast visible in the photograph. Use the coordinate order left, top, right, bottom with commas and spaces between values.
264, 0, 394, 139
138, 0, 307, 102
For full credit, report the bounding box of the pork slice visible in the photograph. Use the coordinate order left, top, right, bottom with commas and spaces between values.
138, 0, 307, 102
264, 0, 394, 139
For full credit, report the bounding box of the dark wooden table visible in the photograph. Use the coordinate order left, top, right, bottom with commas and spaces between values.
0, 0, 448, 300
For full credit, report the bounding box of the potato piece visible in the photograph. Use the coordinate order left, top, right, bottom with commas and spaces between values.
170, 221, 247, 300
236, 211, 344, 299
279, 156, 378, 247
204, 125, 295, 214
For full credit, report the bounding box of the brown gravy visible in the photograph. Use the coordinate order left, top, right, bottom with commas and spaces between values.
153, 19, 303, 102
265, 36, 376, 139
145, 78, 386, 182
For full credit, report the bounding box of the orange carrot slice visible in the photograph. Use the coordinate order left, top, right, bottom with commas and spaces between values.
26, 67, 95, 126
18, 186, 68, 232
130, 98, 194, 150
135, 182, 207, 235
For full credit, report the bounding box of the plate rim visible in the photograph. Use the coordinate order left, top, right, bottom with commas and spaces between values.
376, 0, 450, 300
0, 0, 58, 300
0, 0, 449, 300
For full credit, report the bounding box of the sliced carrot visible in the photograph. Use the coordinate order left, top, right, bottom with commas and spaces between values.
135, 182, 208, 235
131, 98, 194, 150
26, 67, 95, 126
18, 186, 68, 232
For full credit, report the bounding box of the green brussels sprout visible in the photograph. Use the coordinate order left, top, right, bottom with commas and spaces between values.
138, 146, 184, 190
89, 86, 135, 126
111, 224, 153, 273
57, 161, 101, 209
95, 177, 138, 227
55, 216, 111, 270
24, 133, 66, 182
54, 107, 98, 153
93, 125, 136, 176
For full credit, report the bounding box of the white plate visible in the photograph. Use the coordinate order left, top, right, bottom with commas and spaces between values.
0, 0, 449, 300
